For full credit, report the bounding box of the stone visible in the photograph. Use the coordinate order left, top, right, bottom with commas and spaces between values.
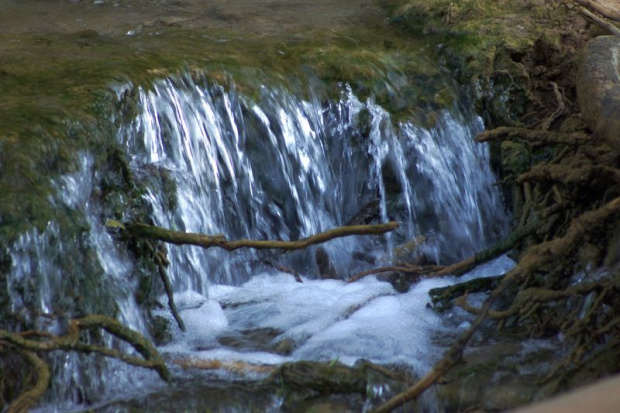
576, 36, 620, 148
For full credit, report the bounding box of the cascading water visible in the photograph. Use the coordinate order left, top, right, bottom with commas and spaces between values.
6, 69, 513, 412
119, 74, 507, 291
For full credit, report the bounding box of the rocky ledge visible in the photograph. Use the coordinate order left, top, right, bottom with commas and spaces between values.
577, 35, 620, 146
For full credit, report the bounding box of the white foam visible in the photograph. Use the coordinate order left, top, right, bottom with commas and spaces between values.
164, 257, 515, 376
181, 299, 229, 343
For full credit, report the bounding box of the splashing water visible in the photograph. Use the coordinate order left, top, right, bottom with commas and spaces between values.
6, 70, 511, 411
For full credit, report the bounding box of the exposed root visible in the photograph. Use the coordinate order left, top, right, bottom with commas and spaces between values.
373, 197, 620, 412
577, 5, 620, 36
516, 164, 620, 186
453, 277, 615, 320
0, 314, 170, 411
7, 352, 50, 413
574, 0, 620, 21
347, 264, 440, 283
476, 127, 591, 147
540, 82, 567, 131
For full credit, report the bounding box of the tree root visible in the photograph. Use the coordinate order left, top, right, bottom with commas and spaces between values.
453, 277, 615, 320
476, 127, 591, 147
516, 164, 620, 186
540, 82, 567, 131
6, 352, 50, 413
0, 315, 170, 412
373, 196, 620, 412
576, 4, 620, 36
574, 0, 620, 21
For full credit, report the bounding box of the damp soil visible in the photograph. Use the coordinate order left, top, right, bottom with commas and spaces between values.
0, 0, 386, 36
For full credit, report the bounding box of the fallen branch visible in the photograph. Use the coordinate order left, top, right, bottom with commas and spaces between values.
124, 221, 399, 251
454, 279, 610, 319
373, 288, 501, 413
154, 250, 186, 331
429, 275, 503, 311
349, 218, 540, 283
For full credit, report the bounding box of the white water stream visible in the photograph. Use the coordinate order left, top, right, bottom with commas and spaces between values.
8, 72, 512, 411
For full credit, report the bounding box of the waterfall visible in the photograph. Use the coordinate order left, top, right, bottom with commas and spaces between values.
119, 73, 507, 293
4, 70, 510, 411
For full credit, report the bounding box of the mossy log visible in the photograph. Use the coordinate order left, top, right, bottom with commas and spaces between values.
124, 221, 399, 251
578, 6, 620, 36
454, 277, 616, 320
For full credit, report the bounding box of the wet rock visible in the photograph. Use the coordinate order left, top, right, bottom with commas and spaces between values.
316, 247, 338, 280
148, 315, 173, 346
577, 36, 620, 148
273, 338, 296, 355
218, 327, 284, 353
436, 339, 564, 411
273, 361, 367, 395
